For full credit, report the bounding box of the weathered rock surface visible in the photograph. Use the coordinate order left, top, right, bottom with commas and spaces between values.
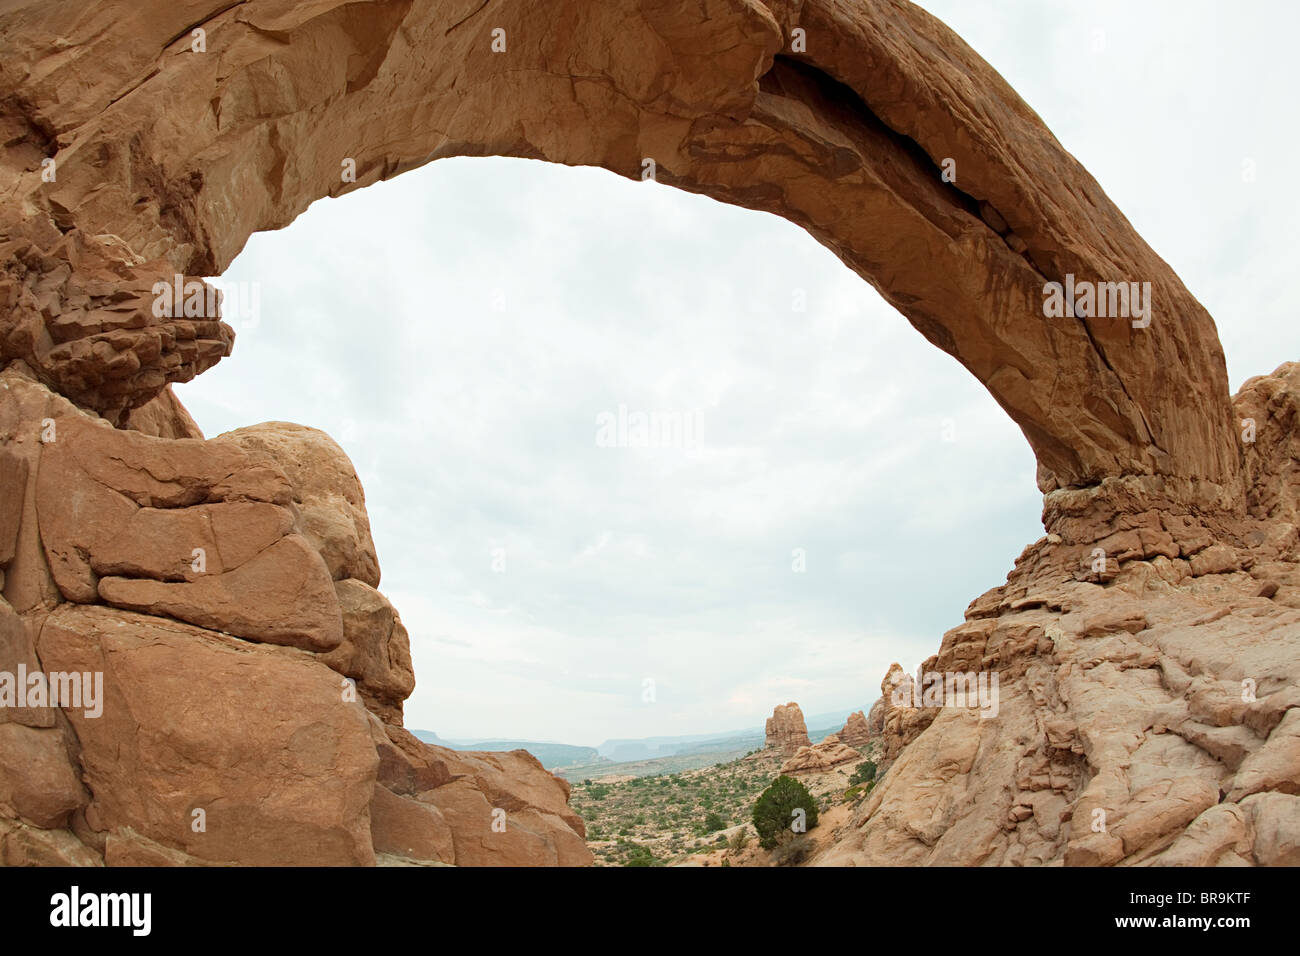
320, 578, 415, 726
1236, 362, 1300, 525
765, 702, 811, 754
38, 604, 379, 866
782, 738, 861, 775
220, 423, 381, 587
22, 387, 344, 649
0, 723, 86, 829
0, 0, 1244, 497
97, 535, 344, 652
0, 369, 589, 866
122, 385, 205, 441
817, 370, 1300, 866
0, 819, 102, 867
0, 597, 53, 728
0, 232, 233, 424
373, 725, 590, 867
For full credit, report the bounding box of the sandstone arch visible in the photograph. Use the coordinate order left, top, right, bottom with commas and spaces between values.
1, 0, 1241, 498
2, 1, 1298, 869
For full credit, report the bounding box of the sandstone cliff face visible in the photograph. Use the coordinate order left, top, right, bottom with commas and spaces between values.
0, 368, 589, 866
0, 0, 1296, 868
823, 367, 1300, 866
765, 702, 811, 754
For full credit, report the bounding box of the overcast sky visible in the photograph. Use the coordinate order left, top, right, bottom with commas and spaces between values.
177, 0, 1300, 745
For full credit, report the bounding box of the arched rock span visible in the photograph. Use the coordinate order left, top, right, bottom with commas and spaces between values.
1, 0, 1241, 496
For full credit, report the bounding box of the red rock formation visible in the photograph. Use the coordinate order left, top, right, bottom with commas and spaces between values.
765, 702, 811, 754
827, 367, 1300, 866
837, 710, 871, 748
0, 232, 232, 425
1235, 362, 1300, 525
782, 738, 860, 775
0, 369, 588, 866
0, 0, 1242, 500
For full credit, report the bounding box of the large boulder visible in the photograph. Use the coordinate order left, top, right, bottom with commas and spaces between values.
30, 408, 343, 650
372, 725, 591, 866
219, 423, 381, 587
318, 579, 415, 725
0, 724, 87, 828
37, 604, 380, 865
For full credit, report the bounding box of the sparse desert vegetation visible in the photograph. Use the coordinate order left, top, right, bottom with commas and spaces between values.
569, 743, 881, 867
752, 775, 820, 850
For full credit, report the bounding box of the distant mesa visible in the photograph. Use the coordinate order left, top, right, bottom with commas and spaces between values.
410, 732, 599, 771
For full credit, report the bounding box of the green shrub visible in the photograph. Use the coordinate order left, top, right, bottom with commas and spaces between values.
728, 829, 751, 852
619, 841, 658, 867
701, 810, 727, 834
849, 761, 877, 786
751, 776, 819, 850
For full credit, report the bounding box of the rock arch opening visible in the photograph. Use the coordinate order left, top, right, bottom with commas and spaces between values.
178, 153, 1045, 743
